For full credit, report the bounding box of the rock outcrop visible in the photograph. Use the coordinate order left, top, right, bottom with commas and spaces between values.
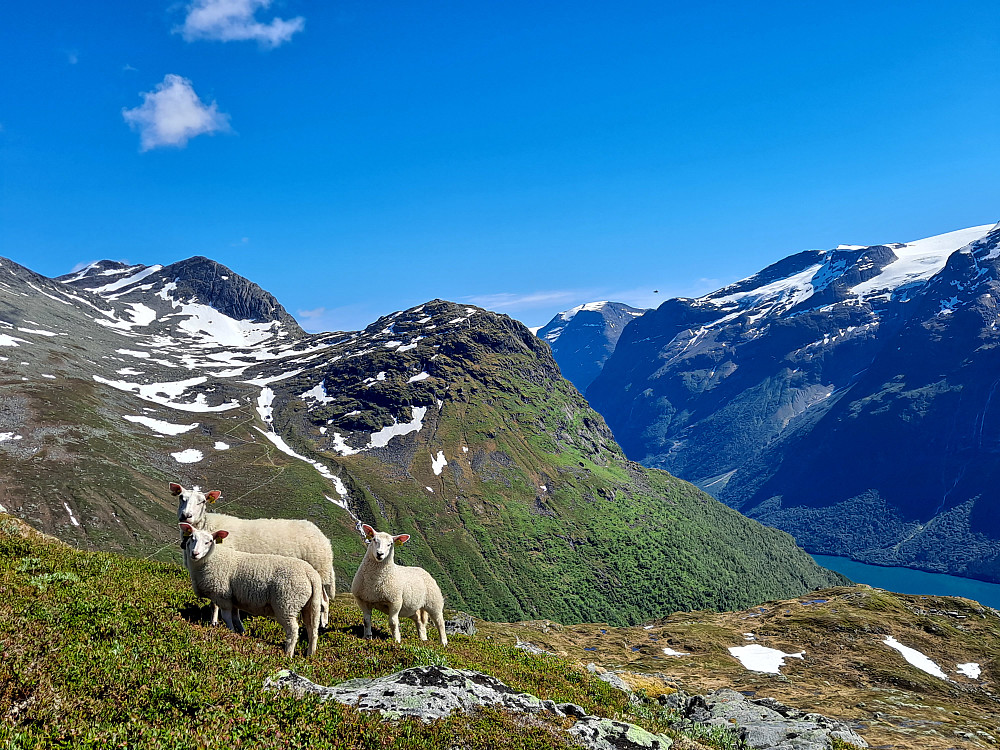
265, 666, 870, 750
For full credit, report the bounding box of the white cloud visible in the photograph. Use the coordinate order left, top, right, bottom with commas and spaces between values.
177, 0, 304, 47
122, 74, 231, 152
463, 290, 585, 312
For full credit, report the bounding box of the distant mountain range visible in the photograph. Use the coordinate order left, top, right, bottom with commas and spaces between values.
0, 254, 842, 625
536, 301, 647, 393
572, 222, 1000, 584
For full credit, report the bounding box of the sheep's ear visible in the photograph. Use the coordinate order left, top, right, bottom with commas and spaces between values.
393, 534, 410, 545
170, 483, 184, 496
206, 490, 221, 503
213, 530, 229, 543
179, 523, 194, 536
362, 524, 376, 538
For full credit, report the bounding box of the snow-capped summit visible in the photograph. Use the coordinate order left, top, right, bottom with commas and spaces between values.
536, 300, 647, 393
587, 220, 1000, 586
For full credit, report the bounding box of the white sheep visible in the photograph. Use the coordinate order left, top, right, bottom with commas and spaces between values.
350, 523, 448, 646
180, 523, 322, 657
171, 483, 335, 627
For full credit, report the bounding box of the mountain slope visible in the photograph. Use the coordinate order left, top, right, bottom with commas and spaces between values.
536, 301, 648, 392
0, 254, 843, 625
587, 222, 1000, 581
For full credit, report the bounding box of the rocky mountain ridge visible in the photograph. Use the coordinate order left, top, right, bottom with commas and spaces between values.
586, 222, 1000, 582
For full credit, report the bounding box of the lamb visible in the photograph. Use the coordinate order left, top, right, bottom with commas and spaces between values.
171, 483, 335, 627
180, 523, 322, 657
350, 524, 448, 646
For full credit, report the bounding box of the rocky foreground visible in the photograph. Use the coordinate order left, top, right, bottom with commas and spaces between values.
265, 665, 868, 750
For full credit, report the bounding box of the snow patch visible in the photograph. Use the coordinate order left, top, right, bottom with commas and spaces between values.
63, 502, 80, 527
123, 415, 199, 436
431, 450, 447, 475
367, 406, 428, 448
662, 648, 690, 656
171, 449, 204, 464
851, 225, 994, 297
728, 644, 804, 674
214, 441, 230, 450
257, 387, 275, 425
0, 334, 26, 347
254, 427, 341, 484
93, 375, 240, 412
17, 327, 59, 336
957, 662, 981, 679
882, 636, 948, 680
86, 264, 163, 294
408, 371, 430, 383
0, 433, 24, 442
301, 380, 334, 404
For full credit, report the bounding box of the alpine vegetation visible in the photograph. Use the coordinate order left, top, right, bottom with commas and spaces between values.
180, 523, 322, 657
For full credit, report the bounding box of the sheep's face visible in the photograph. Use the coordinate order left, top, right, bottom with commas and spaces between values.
180, 525, 228, 564
171, 483, 221, 525
369, 532, 395, 562
362, 524, 410, 562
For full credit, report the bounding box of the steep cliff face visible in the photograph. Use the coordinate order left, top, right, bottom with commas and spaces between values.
0, 255, 843, 625
536, 301, 648, 393
587, 223, 1000, 581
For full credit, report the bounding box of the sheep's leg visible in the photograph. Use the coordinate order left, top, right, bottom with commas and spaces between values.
412, 610, 428, 641
210, 603, 221, 626
388, 605, 403, 644
278, 613, 299, 657
433, 607, 448, 647
320, 589, 330, 629
304, 595, 321, 657
219, 608, 239, 634
320, 582, 332, 628
358, 602, 373, 639
231, 610, 245, 635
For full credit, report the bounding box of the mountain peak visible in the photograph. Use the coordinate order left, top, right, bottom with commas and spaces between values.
536, 301, 648, 393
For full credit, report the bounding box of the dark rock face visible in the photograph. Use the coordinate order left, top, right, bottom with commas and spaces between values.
587, 222, 1000, 581
537, 302, 648, 393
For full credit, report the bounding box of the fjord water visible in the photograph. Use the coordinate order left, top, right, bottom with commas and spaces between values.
812, 554, 1000, 609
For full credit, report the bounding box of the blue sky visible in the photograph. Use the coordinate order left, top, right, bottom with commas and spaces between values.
2, 1, 998, 331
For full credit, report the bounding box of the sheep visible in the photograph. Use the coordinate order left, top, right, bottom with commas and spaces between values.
350, 523, 448, 646
180, 523, 322, 657
171, 483, 335, 627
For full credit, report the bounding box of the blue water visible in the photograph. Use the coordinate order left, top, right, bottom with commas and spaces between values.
811, 554, 1000, 610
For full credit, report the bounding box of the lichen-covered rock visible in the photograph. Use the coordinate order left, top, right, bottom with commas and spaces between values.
444, 613, 477, 636
568, 716, 673, 750
264, 666, 547, 722
264, 666, 671, 750
668, 689, 867, 750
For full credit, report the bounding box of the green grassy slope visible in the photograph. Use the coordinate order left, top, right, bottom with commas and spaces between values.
288, 305, 846, 625
0, 516, 746, 750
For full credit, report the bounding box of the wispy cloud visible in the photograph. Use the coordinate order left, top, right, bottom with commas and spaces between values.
462, 290, 585, 312
123, 63, 138, 72
66, 50, 79, 65
296, 306, 354, 334
122, 74, 231, 151
177, 0, 304, 48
